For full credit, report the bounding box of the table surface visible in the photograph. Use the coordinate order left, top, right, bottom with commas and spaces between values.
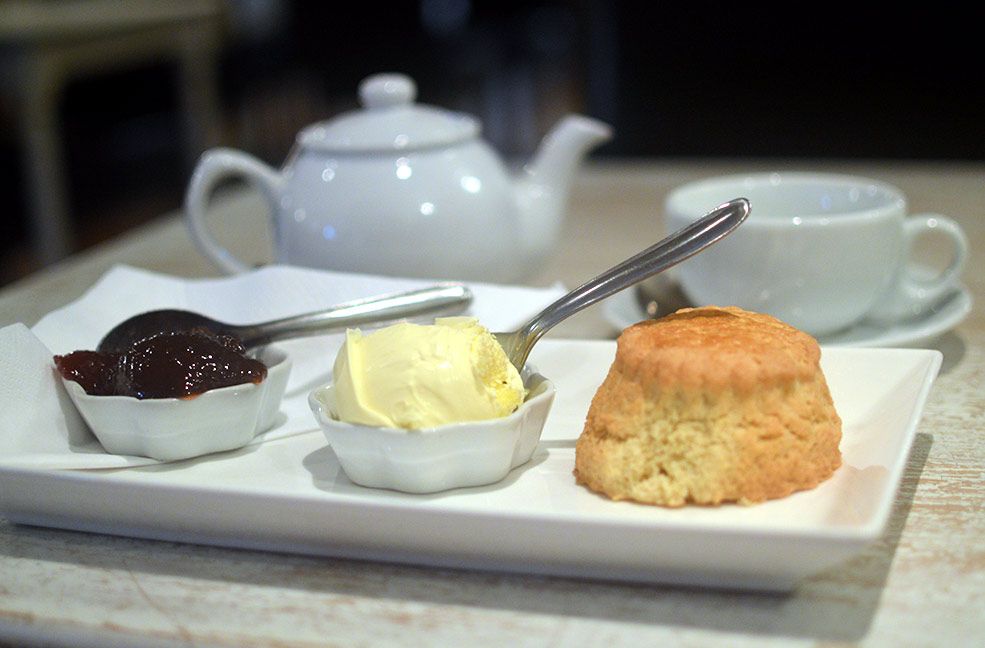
1, 159, 983, 647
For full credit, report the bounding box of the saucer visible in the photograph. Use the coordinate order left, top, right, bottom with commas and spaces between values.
603, 284, 972, 348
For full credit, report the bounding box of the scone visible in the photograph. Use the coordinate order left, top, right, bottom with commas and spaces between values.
574, 306, 842, 506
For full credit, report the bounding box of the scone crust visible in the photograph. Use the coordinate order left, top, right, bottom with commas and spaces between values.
575, 306, 842, 506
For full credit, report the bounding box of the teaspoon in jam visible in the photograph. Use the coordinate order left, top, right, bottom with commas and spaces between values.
97, 284, 472, 352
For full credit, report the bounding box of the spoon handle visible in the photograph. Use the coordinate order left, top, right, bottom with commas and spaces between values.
509, 198, 749, 362
234, 284, 473, 348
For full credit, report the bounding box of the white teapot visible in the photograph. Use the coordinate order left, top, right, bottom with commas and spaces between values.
185, 72, 612, 283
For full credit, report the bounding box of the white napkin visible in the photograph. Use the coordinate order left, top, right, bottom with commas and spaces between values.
0, 323, 114, 467
1, 264, 568, 470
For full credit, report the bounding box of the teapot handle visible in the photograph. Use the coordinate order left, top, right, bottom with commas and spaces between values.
184, 148, 285, 274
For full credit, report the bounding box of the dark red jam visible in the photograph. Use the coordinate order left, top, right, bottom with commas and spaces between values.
54, 328, 267, 399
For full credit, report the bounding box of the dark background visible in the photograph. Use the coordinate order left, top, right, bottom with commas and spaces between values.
2, 1, 983, 283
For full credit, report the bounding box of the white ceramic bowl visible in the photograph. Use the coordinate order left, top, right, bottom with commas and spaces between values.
60, 346, 292, 462
308, 366, 556, 493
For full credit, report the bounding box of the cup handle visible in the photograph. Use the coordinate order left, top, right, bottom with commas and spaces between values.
865, 213, 969, 325
184, 148, 284, 274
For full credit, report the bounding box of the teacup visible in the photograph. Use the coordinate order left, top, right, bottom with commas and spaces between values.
664, 172, 968, 337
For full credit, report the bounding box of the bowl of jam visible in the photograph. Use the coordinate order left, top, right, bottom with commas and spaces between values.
54, 328, 291, 461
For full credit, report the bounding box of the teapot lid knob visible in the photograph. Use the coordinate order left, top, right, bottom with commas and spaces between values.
359, 73, 416, 109
297, 72, 479, 152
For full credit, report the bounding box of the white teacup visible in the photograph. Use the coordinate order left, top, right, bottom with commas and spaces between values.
664, 172, 969, 337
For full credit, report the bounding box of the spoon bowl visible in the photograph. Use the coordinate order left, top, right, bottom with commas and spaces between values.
97, 284, 473, 352
494, 198, 750, 371
635, 274, 692, 319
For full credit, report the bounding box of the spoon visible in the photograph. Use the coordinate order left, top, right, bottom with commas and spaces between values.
97, 284, 473, 352
494, 198, 750, 371
635, 273, 692, 319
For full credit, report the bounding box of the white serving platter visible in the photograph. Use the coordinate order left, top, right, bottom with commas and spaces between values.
0, 338, 941, 591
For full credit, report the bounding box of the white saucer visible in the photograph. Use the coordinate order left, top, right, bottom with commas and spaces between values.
603, 285, 972, 348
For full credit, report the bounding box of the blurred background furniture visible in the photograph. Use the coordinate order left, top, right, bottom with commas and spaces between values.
1, 1, 982, 285
0, 0, 223, 268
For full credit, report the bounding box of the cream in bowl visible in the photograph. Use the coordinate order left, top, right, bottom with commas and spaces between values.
54, 330, 291, 461
308, 317, 556, 493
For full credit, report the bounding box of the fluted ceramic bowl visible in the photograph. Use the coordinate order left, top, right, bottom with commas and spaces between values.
60, 345, 292, 462
308, 365, 556, 493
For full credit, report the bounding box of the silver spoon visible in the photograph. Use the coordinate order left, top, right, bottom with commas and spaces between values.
635, 273, 692, 319
97, 284, 473, 352
494, 198, 750, 371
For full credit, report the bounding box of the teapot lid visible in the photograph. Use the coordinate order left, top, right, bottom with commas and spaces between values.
297, 73, 479, 152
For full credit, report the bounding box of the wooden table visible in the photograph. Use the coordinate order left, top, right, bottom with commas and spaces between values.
1, 159, 983, 647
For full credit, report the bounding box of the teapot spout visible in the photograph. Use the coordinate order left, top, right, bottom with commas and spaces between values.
522, 114, 612, 190
515, 114, 612, 263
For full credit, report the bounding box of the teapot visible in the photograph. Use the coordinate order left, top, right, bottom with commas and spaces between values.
184, 72, 612, 283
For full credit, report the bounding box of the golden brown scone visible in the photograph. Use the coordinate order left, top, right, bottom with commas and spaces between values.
574, 306, 842, 506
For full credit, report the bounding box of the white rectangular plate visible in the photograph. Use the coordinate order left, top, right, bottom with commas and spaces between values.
0, 339, 940, 591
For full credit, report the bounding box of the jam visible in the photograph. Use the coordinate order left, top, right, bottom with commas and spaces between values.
55, 328, 268, 399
